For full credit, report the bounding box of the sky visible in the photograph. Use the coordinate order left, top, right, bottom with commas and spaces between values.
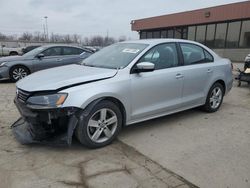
0, 0, 247, 39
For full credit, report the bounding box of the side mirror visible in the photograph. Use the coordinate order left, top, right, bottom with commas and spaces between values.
36, 53, 44, 59
134, 62, 155, 73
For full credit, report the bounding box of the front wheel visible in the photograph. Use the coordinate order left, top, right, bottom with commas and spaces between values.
9, 66, 29, 82
76, 100, 122, 148
202, 83, 224, 113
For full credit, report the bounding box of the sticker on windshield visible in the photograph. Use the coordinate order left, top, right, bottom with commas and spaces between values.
122, 48, 140, 54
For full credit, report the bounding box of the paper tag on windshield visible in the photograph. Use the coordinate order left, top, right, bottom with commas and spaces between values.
122, 48, 140, 54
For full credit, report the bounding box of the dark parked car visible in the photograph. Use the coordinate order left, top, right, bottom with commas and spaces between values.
22, 45, 41, 54
0, 45, 93, 81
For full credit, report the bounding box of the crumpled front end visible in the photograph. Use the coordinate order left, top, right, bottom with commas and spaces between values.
12, 97, 80, 146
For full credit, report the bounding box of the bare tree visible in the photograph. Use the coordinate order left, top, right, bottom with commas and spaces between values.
19, 32, 33, 41
0, 31, 125, 46
72, 34, 81, 43
33, 32, 46, 42
0, 33, 7, 40
118, 35, 127, 42
89, 36, 105, 46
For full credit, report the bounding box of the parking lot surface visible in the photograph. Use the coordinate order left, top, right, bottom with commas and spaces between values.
0, 64, 249, 188
120, 82, 250, 188
0, 82, 195, 188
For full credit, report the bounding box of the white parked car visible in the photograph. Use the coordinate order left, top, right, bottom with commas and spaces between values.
0, 46, 23, 56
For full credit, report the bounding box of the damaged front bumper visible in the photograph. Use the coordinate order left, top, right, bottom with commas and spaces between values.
11, 98, 81, 146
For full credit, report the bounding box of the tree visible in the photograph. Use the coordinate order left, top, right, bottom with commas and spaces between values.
0, 33, 7, 40
118, 35, 127, 42
19, 32, 33, 41
33, 32, 46, 42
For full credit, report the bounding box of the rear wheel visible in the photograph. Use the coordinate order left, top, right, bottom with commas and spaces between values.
76, 100, 122, 148
9, 66, 29, 82
9, 51, 18, 56
238, 80, 242, 87
202, 83, 224, 113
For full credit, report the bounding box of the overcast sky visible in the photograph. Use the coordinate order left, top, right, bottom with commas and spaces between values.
0, 0, 246, 39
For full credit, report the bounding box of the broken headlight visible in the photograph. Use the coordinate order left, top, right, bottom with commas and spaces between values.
27, 93, 68, 107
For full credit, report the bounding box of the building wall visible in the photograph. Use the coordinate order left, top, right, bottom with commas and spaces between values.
131, 1, 250, 31
214, 48, 249, 62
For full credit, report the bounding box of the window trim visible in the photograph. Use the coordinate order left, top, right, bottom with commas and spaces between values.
178, 42, 214, 66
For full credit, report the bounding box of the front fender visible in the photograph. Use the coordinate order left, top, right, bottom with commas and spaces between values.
61, 79, 131, 122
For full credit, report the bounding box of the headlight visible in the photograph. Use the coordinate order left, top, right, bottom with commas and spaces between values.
0, 62, 7, 67
27, 93, 68, 107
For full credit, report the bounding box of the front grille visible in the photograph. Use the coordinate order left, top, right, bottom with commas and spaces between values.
17, 89, 30, 103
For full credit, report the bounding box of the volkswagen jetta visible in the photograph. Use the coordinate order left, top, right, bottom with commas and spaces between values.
12, 39, 233, 148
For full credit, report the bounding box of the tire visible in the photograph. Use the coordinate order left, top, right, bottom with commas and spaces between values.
202, 82, 224, 113
238, 80, 241, 87
76, 100, 122, 148
9, 51, 18, 56
9, 65, 30, 82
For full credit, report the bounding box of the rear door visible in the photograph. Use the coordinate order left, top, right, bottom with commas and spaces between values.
61, 47, 85, 65
179, 43, 214, 108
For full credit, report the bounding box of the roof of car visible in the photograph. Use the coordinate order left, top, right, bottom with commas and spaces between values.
41, 44, 83, 49
121, 39, 220, 60
38, 44, 93, 53
121, 39, 201, 45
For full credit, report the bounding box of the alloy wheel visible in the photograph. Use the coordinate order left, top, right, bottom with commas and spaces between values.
209, 87, 223, 109
87, 108, 118, 143
12, 68, 28, 81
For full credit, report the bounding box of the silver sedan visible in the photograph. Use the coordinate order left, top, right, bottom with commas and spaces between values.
13, 39, 233, 148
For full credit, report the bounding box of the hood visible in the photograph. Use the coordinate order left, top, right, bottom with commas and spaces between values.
16, 64, 117, 92
0, 55, 28, 63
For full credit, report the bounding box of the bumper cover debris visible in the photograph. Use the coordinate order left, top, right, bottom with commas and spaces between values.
11, 98, 80, 146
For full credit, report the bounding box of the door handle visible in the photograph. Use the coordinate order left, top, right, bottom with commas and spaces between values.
207, 69, 213, 73
56, 59, 62, 62
176, 73, 184, 79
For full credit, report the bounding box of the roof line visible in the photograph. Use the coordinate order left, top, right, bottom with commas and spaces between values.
132, 0, 249, 22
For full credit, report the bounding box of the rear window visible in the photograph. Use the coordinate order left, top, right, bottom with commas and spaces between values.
180, 43, 214, 65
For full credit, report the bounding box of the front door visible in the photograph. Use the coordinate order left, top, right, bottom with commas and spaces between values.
130, 43, 183, 121
32, 47, 64, 72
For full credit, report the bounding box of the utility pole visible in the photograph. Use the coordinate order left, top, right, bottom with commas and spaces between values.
43, 24, 46, 41
44, 16, 49, 41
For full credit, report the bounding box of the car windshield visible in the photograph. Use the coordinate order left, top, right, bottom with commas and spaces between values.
81, 43, 148, 69
22, 47, 46, 58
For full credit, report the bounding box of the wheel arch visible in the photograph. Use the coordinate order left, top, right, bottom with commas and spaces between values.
82, 96, 127, 127
9, 51, 19, 56
214, 79, 226, 95
9, 64, 31, 74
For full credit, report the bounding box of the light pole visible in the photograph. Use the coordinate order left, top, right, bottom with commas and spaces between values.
44, 16, 49, 41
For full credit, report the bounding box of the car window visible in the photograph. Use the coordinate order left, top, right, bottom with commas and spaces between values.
63, 47, 84, 55
204, 50, 214, 62
180, 43, 213, 65
138, 43, 178, 70
82, 43, 148, 69
43, 47, 62, 57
